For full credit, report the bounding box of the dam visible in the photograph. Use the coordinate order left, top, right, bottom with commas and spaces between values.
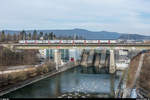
0, 48, 132, 98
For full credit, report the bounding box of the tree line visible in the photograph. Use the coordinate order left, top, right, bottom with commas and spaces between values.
0, 30, 56, 43
0, 30, 84, 43
0, 46, 39, 70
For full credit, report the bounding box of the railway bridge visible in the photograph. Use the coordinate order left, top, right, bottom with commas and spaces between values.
1, 43, 150, 97
11, 43, 150, 73
2, 43, 150, 74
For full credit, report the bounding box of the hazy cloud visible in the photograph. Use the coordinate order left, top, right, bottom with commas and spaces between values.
0, 0, 150, 35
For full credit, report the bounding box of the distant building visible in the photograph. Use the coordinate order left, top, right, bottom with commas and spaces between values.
119, 50, 128, 56
39, 49, 47, 58
126, 40, 135, 43
143, 40, 150, 44
69, 49, 82, 61
39, 49, 82, 62
40, 37, 44, 40
117, 39, 125, 43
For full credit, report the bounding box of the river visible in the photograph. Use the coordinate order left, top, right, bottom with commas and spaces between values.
2, 66, 121, 98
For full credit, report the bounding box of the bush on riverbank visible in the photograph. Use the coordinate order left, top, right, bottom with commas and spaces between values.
36, 61, 56, 75
45, 61, 56, 72
27, 68, 37, 78
0, 73, 9, 86
0, 61, 56, 89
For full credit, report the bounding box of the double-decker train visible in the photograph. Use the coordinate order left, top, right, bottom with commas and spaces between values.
19, 40, 118, 44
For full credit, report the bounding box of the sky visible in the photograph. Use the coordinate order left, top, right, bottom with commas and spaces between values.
0, 0, 150, 35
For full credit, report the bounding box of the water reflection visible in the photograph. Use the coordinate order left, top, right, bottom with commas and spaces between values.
2, 66, 120, 98
110, 73, 115, 98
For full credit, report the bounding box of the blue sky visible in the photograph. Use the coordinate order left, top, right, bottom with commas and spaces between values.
0, 0, 150, 35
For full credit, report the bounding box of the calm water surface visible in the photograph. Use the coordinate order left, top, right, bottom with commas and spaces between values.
2, 66, 121, 98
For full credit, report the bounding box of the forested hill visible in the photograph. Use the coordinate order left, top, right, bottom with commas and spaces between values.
2, 28, 150, 40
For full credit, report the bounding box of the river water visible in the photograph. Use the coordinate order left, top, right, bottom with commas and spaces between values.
2, 66, 121, 98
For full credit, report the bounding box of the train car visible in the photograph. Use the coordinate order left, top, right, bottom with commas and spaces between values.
110, 40, 117, 44
61, 40, 67, 44
28, 40, 36, 44
86, 40, 98, 44
61, 40, 73, 44
74, 40, 85, 44
19, 40, 119, 44
28, 40, 39, 44
100, 40, 109, 44
36, 40, 43, 44
42, 40, 47, 44
52, 40, 60, 44
43, 40, 52, 44
19, 40, 25, 44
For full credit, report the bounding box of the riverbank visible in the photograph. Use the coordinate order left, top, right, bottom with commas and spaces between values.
2, 65, 121, 98
0, 61, 79, 96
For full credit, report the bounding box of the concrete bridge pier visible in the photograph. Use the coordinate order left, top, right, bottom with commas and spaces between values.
100, 50, 106, 67
54, 49, 62, 70
93, 53, 100, 68
99, 53, 103, 69
87, 50, 94, 66
80, 50, 88, 67
109, 50, 116, 74
104, 52, 110, 68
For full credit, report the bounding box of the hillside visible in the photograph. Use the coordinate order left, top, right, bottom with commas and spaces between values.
2, 29, 150, 40
127, 51, 150, 97
119, 34, 150, 40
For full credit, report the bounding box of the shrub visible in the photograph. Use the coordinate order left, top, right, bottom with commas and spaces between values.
1, 73, 9, 86
7, 72, 19, 84
45, 61, 56, 72
27, 68, 37, 78
15, 71, 27, 82
36, 66, 43, 75
42, 66, 49, 74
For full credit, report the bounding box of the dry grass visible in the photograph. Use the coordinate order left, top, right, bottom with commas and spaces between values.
127, 51, 150, 94
126, 53, 141, 88
0, 61, 56, 88
138, 53, 150, 93
27, 68, 37, 78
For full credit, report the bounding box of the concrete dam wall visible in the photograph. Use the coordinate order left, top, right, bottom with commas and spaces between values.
80, 49, 114, 73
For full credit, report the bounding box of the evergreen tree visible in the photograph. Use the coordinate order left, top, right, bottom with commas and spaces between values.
13, 33, 17, 42
76, 35, 79, 40
53, 34, 56, 40
44, 33, 48, 40
39, 32, 43, 38
0, 32, 1, 42
23, 30, 26, 40
6, 33, 12, 42
1, 30, 6, 42
32, 30, 37, 40
51, 32, 53, 40
17, 34, 20, 41
48, 33, 52, 40
28, 33, 32, 40
19, 30, 26, 40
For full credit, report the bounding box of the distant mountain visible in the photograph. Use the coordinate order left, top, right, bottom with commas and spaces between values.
2, 28, 150, 40
119, 34, 150, 40
39, 29, 121, 40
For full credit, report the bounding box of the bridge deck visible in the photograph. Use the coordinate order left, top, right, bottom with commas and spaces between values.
12, 43, 150, 50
